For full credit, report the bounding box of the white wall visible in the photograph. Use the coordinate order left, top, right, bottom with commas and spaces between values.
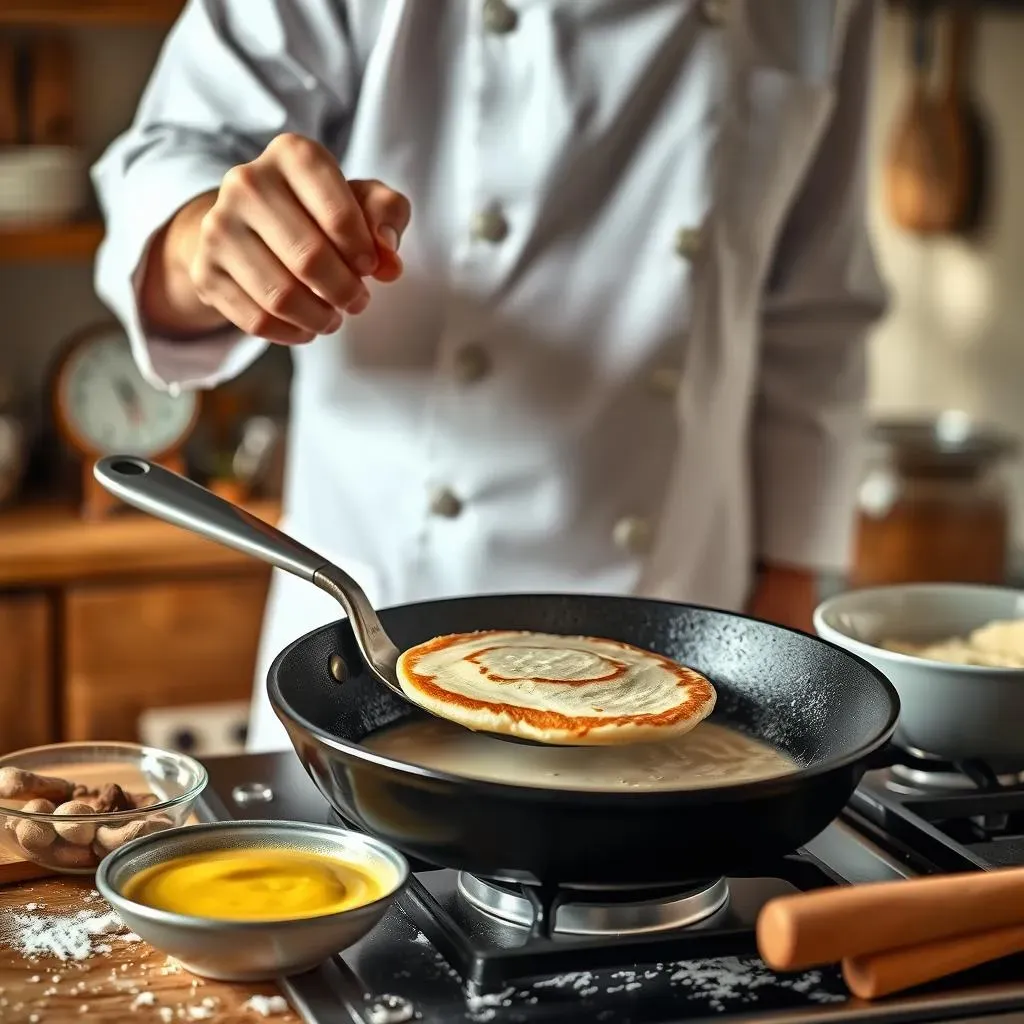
866, 7, 1024, 544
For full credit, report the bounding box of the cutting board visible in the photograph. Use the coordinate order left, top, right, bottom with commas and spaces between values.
0, 845, 54, 887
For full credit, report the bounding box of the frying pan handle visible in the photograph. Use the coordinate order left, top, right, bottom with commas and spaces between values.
94, 455, 327, 580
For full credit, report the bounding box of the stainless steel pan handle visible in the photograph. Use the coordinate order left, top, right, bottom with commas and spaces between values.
93, 455, 401, 689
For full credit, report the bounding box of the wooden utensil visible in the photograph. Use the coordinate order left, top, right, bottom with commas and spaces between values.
757, 865, 1024, 971
27, 31, 75, 146
842, 922, 1024, 1000
938, 1, 989, 234
884, 2, 960, 234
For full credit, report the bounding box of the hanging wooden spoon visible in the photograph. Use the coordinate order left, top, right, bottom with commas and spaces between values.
938, 0, 990, 234
884, 1, 959, 234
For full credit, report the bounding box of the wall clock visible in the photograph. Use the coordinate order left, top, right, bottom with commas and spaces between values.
52, 322, 200, 518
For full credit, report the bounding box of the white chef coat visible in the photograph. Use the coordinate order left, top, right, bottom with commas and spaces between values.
92, 0, 886, 753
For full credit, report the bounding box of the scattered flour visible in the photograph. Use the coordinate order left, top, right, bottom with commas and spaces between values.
1, 905, 141, 962
459, 955, 846, 1019
465, 985, 516, 1021
244, 994, 290, 1016
669, 957, 845, 1012
131, 992, 157, 1009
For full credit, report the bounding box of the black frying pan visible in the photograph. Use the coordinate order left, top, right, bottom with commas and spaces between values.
95, 457, 899, 889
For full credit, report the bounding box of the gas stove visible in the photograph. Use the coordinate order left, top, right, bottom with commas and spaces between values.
197, 753, 1024, 1024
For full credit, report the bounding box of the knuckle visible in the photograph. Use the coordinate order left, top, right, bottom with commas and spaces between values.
262, 278, 301, 315
188, 258, 216, 296
267, 131, 302, 154
290, 239, 329, 277
197, 210, 227, 247
221, 162, 258, 196
331, 278, 362, 305
275, 132, 324, 167
246, 310, 276, 337
322, 205, 361, 241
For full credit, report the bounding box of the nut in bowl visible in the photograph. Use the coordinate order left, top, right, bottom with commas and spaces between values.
0, 741, 207, 875
813, 584, 1024, 772
96, 820, 409, 982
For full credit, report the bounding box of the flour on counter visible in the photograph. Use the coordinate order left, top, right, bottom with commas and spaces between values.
670, 957, 845, 1011
244, 995, 290, 1016
1, 903, 142, 962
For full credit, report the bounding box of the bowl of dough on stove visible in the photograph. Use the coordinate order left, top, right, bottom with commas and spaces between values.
0, 741, 207, 875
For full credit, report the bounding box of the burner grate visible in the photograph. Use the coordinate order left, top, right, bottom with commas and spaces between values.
397, 856, 836, 992
853, 765, 1024, 872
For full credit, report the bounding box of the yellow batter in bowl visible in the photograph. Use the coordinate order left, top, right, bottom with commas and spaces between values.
122, 847, 388, 921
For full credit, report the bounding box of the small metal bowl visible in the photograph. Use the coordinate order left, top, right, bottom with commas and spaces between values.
96, 820, 410, 982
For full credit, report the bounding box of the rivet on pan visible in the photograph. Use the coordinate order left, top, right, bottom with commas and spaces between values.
329, 654, 348, 683
231, 782, 274, 806
365, 994, 415, 1024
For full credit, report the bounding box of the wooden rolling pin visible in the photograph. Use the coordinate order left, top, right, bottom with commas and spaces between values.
843, 923, 1024, 1000
757, 866, 1024, 971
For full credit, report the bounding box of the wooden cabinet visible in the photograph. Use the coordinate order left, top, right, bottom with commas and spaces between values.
65, 574, 267, 741
0, 593, 53, 753
0, 500, 277, 754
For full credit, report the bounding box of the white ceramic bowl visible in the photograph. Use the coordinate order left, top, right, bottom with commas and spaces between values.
0, 146, 86, 226
814, 584, 1024, 769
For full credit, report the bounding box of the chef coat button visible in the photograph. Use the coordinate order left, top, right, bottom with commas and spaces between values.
429, 486, 464, 519
472, 205, 509, 244
649, 366, 681, 397
613, 515, 652, 555
454, 343, 492, 384
699, 0, 729, 27
483, 0, 518, 34
675, 226, 704, 260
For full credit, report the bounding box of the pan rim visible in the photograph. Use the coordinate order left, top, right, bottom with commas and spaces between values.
267, 593, 900, 803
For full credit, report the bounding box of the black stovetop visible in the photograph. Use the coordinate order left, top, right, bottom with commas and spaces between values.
196, 753, 1024, 1024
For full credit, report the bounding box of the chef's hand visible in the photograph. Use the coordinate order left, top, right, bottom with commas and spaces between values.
746, 564, 817, 634
141, 132, 411, 343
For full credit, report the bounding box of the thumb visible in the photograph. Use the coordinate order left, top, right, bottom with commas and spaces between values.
349, 179, 411, 283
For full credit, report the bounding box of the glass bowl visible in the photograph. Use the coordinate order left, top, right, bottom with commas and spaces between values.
0, 741, 208, 875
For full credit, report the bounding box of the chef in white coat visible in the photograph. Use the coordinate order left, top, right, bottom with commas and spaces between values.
92, 0, 885, 753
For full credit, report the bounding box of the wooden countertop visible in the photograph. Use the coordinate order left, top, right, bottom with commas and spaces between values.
0, 499, 281, 588
0, 876, 301, 1023
0, 759, 299, 1024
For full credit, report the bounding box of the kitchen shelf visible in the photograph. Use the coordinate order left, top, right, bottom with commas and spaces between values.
0, 0, 185, 25
0, 498, 281, 587
0, 220, 103, 263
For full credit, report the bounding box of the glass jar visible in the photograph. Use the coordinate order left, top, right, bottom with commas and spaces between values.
851, 413, 1018, 588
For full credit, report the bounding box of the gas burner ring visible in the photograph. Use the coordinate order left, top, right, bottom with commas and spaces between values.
456, 873, 730, 937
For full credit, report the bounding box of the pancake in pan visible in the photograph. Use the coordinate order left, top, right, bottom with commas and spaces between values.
395, 630, 717, 746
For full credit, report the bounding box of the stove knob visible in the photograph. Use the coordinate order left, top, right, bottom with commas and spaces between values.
365, 994, 415, 1024
231, 782, 274, 807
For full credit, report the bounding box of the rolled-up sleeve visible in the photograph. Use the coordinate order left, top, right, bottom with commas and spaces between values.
92, 0, 357, 391
753, 0, 887, 573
